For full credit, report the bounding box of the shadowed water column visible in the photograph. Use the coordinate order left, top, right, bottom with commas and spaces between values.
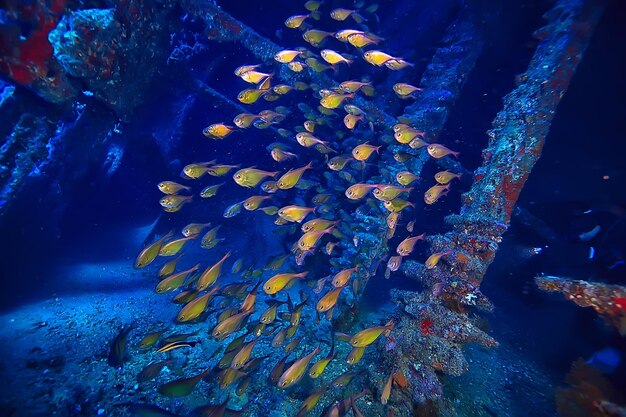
382, 0, 606, 412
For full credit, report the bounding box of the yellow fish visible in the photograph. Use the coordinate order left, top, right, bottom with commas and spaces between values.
345, 183, 377, 200
316, 286, 345, 313
304, 0, 322, 11
396, 234, 426, 256
155, 264, 199, 293
259, 181, 278, 194
339, 80, 371, 93
277, 162, 313, 189
277, 345, 321, 388
424, 250, 452, 269
434, 170, 462, 185
363, 50, 396, 66
240, 280, 262, 312
393, 83, 423, 97
176, 285, 220, 322
159, 195, 192, 210
373, 185, 413, 201
394, 126, 426, 144
383, 198, 415, 212
284, 14, 310, 29
320, 93, 354, 109
327, 155, 353, 171
158, 255, 181, 278
243, 195, 271, 211
330, 8, 361, 21
181, 161, 215, 179
278, 205, 316, 223
240, 70, 272, 84
134, 231, 173, 268
320, 49, 352, 65
296, 226, 334, 251
233, 113, 261, 128
202, 123, 236, 139
343, 114, 363, 130
347, 33, 378, 48
231, 339, 259, 369
263, 271, 308, 294
158, 181, 190, 195
212, 310, 253, 340
301, 218, 338, 233
305, 57, 332, 72
200, 225, 221, 248
335, 29, 363, 42
259, 205, 279, 215
260, 303, 280, 324
427, 144, 460, 158
159, 235, 196, 256
237, 88, 268, 104
295, 132, 326, 148
233, 168, 279, 188
309, 351, 335, 378
349, 319, 395, 347
196, 252, 231, 291
200, 182, 224, 198
274, 50, 303, 63
312, 193, 331, 205
304, 120, 316, 133
297, 387, 329, 416
206, 165, 240, 177
352, 143, 381, 161
424, 184, 450, 205
234, 64, 260, 76
396, 171, 419, 186
303, 30, 334, 47
182, 222, 211, 237
385, 59, 414, 70
332, 267, 358, 288
346, 346, 365, 365
409, 137, 428, 149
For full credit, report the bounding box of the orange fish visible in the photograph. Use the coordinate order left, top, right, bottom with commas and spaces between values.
424, 250, 452, 269
424, 184, 450, 205
396, 234, 426, 256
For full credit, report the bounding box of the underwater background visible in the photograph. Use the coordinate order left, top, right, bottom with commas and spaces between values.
0, 0, 625, 416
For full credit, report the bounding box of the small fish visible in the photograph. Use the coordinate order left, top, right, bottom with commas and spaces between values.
383, 198, 415, 213
320, 49, 352, 65
303, 30, 334, 47
346, 346, 365, 365
332, 267, 358, 288
394, 126, 426, 144
241, 70, 273, 84
316, 286, 345, 313
278, 205, 316, 223
305, 57, 332, 72
393, 83, 423, 97
373, 185, 413, 201
385, 58, 414, 70
277, 162, 313, 189
332, 372, 355, 388
427, 144, 459, 159
202, 123, 236, 139
396, 171, 420, 186
335, 29, 364, 42
343, 114, 364, 130
296, 386, 328, 417
363, 50, 397, 66
233, 168, 279, 188
396, 234, 426, 256
263, 271, 308, 294
159, 236, 196, 256
387, 255, 402, 272
196, 252, 231, 291
347, 33, 378, 48
158, 181, 191, 195
393, 152, 414, 163
274, 49, 303, 63
302, 218, 338, 233
156, 264, 200, 293
345, 183, 377, 200
261, 181, 279, 193
212, 310, 253, 340
434, 170, 462, 185
206, 165, 240, 177
225, 333, 248, 354
231, 339, 259, 369
234, 64, 260, 76
424, 184, 450, 205
233, 113, 261, 128
409, 137, 428, 149
352, 143, 381, 161
330, 8, 362, 22
270, 352, 291, 383
200, 225, 221, 248
177, 286, 220, 322
138, 330, 166, 349
278, 345, 321, 388
320, 93, 354, 109
328, 155, 353, 171
181, 161, 215, 179
304, 0, 322, 11
271, 148, 298, 162
237, 88, 269, 104
137, 360, 174, 383
424, 250, 452, 269
157, 368, 210, 398
240, 280, 262, 312
339, 80, 371, 93
135, 231, 173, 268
324, 241, 338, 255
243, 195, 271, 211
236, 375, 252, 396
349, 319, 395, 347
161, 330, 200, 345
160, 195, 193, 211
285, 14, 311, 29
381, 370, 394, 404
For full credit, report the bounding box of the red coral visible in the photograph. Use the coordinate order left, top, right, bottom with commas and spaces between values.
420, 318, 435, 335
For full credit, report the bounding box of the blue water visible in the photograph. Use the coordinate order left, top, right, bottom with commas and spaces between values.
0, 1, 625, 416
